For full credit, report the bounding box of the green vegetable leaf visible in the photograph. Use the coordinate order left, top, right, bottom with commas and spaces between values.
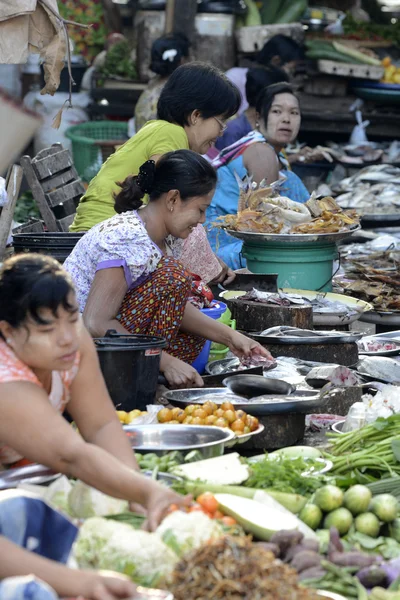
392, 439, 400, 462
372, 417, 391, 431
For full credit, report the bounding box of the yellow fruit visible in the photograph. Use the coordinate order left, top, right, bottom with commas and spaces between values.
385, 65, 396, 80
128, 409, 141, 423
393, 74, 400, 85
116, 410, 128, 423
382, 56, 392, 68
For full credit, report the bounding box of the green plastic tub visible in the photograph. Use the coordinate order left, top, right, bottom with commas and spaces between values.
209, 307, 236, 361
242, 240, 338, 292
65, 121, 129, 182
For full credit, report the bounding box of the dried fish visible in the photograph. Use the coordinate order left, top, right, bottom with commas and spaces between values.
168, 536, 320, 600
357, 356, 400, 383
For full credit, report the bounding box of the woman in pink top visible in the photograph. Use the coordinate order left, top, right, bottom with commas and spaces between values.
0, 254, 188, 509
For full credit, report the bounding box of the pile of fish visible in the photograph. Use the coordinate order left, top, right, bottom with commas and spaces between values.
216, 179, 359, 235
357, 338, 399, 353
335, 165, 400, 215
337, 245, 400, 312
258, 326, 353, 339
241, 289, 361, 319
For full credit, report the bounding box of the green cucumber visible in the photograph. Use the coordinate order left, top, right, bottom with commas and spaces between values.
306, 50, 365, 64
183, 481, 307, 514
332, 41, 381, 66
274, 0, 308, 24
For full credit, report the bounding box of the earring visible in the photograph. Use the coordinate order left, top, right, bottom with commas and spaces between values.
255, 121, 260, 130
6, 338, 12, 345
170, 208, 173, 212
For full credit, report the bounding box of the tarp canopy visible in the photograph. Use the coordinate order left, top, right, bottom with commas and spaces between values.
0, 0, 66, 95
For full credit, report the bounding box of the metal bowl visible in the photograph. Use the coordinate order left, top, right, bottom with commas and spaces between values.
124, 424, 235, 459
223, 374, 295, 397
0, 464, 60, 490
331, 420, 345, 434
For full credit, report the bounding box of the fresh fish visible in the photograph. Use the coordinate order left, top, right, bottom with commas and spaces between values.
357, 356, 400, 383
306, 365, 360, 389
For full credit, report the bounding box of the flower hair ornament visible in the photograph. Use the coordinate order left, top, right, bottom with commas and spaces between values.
162, 48, 178, 62
136, 160, 156, 194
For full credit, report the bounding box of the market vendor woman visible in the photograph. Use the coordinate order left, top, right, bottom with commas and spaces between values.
64, 150, 272, 388
206, 82, 310, 270
0, 254, 189, 523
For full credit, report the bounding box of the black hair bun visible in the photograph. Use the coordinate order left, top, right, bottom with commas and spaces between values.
136, 160, 156, 194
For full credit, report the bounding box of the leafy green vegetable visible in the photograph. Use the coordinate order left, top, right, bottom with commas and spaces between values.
347, 531, 400, 560
14, 191, 40, 223
100, 40, 137, 81
244, 456, 329, 496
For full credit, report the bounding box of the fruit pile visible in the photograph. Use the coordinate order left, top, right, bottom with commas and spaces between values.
116, 409, 147, 424
382, 57, 400, 84
157, 401, 259, 435
300, 484, 399, 536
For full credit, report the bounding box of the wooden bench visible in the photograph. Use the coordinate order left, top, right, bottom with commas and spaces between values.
20, 143, 85, 232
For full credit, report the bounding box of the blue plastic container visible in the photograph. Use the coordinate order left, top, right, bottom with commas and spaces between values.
191, 301, 227, 374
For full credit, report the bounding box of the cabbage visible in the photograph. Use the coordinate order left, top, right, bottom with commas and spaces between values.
74, 517, 178, 586
156, 511, 223, 557
68, 481, 128, 518
46, 476, 74, 515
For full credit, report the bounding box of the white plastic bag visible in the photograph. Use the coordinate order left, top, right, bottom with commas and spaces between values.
0, 177, 8, 207
325, 12, 345, 36
349, 110, 370, 144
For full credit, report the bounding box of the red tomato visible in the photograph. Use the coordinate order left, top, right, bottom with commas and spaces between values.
221, 516, 237, 526
196, 492, 219, 515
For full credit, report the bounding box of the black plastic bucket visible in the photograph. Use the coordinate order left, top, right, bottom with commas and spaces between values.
13, 232, 85, 264
94, 331, 167, 412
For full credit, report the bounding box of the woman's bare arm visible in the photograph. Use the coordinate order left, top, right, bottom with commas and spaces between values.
83, 268, 129, 338
243, 142, 280, 185
68, 328, 138, 470
0, 382, 188, 530
0, 536, 136, 600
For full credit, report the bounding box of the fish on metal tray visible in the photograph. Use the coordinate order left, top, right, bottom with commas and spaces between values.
357, 356, 400, 383
259, 326, 345, 338
306, 365, 360, 389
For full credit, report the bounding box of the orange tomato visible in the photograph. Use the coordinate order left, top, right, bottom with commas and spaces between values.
193, 408, 207, 420
224, 409, 236, 424
184, 405, 197, 415
214, 510, 224, 520
197, 492, 219, 514
214, 408, 225, 418
191, 417, 205, 426
169, 420, 180, 425
246, 415, 260, 432
214, 417, 228, 428
204, 415, 217, 425
171, 407, 185, 422
221, 516, 237, 527
157, 408, 172, 423
221, 402, 235, 412
183, 416, 194, 424
231, 419, 245, 433
203, 401, 216, 416
167, 503, 179, 513
235, 410, 247, 421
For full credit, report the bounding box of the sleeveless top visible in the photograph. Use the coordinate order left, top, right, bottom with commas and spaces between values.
0, 340, 80, 465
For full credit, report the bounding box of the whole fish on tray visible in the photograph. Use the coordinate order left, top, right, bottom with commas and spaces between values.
259, 326, 352, 338
357, 356, 400, 383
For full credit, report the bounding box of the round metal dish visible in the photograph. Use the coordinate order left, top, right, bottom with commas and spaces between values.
225, 423, 265, 447
205, 357, 262, 377
358, 338, 400, 357
240, 390, 328, 415
226, 225, 360, 244
0, 464, 60, 490
162, 387, 245, 406
223, 374, 295, 397
331, 420, 345, 434
124, 424, 235, 459
360, 311, 400, 326
249, 332, 362, 345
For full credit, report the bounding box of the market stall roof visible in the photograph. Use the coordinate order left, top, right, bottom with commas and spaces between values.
0, 0, 66, 95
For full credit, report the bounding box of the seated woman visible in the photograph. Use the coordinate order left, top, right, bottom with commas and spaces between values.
70, 62, 240, 285
64, 150, 272, 389
206, 83, 310, 270
135, 32, 190, 132
215, 65, 288, 152
0, 254, 188, 524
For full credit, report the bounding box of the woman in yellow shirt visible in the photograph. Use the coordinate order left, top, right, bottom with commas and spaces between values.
71, 62, 241, 233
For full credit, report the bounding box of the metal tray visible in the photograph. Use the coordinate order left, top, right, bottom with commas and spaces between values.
358, 337, 400, 356
249, 332, 362, 345
360, 311, 400, 326
162, 387, 245, 406
226, 225, 360, 244
0, 464, 60, 490
205, 357, 263, 376
237, 390, 328, 415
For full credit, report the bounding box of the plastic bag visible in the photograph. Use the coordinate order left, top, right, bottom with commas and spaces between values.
349, 110, 370, 144
325, 12, 345, 36
0, 177, 8, 207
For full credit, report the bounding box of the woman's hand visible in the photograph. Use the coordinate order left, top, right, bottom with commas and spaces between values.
227, 330, 274, 362
82, 570, 137, 600
210, 258, 236, 286
143, 485, 192, 532
161, 353, 204, 389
